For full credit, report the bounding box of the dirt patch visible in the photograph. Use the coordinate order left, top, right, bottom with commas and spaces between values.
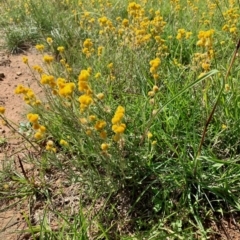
210, 217, 240, 240
0, 49, 43, 163
0, 48, 43, 240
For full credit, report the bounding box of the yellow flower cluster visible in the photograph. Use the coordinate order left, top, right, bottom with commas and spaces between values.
196, 29, 214, 49
32, 65, 43, 74
97, 46, 104, 57
57, 78, 76, 98
41, 74, 56, 90
15, 85, 41, 105
79, 11, 96, 30
150, 11, 167, 37
43, 55, 54, 64
42, 74, 74, 97
98, 16, 114, 34
78, 69, 93, 112
78, 70, 92, 93
176, 28, 192, 40
101, 143, 109, 151
149, 57, 161, 80
35, 44, 44, 52
78, 114, 107, 140
46, 140, 56, 153
95, 120, 107, 131
60, 139, 68, 147
127, 2, 142, 17
98, 16, 109, 27
57, 46, 65, 53
46, 37, 53, 45
79, 95, 93, 112
27, 113, 46, 140
60, 59, 72, 73
82, 38, 94, 58
194, 29, 215, 73
148, 85, 159, 105
222, 7, 239, 35
111, 106, 126, 142
22, 56, 28, 64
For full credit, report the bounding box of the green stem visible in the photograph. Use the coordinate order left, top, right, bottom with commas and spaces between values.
194, 38, 240, 175
0, 115, 39, 152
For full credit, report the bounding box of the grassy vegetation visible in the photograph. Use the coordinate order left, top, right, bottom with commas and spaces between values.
1, 0, 240, 238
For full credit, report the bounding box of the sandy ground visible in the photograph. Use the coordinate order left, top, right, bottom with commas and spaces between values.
0, 49, 43, 164
0, 48, 43, 240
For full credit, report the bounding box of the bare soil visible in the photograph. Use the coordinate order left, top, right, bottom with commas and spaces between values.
0, 48, 43, 240
0, 49, 240, 239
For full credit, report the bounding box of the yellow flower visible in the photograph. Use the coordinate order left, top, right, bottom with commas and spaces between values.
122, 19, 129, 27
46, 140, 54, 147
95, 72, 101, 79
15, 85, 27, 94
147, 131, 153, 139
27, 113, 39, 123
46, 145, 56, 152
39, 125, 46, 133
88, 115, 96, 122
152, 85, 159, 92
60, 59, 66, 65
107, 63, 113, 69
201, 62, 210, 71
43, 55, 54, 64
100, 130, 107, 139
101, 143, 109, 151
78, 70, 90, 82
22, 56, 28, 64
222, 124, 227, 130
34, 100, 42, 106
33, 65, 43, 74
86, 129, 92, 136
150, 58, 161, 68
78, 81, 91, 93
96, 93, 104, 100
46, 37, 53, 45
176, 28, 186, 40
83, 38, 93, 48
98, 46, 104, 56
79, 118, 88, 124
34, 132, 43, 140
32, 123, 40, 130
148, 91, 155, 97
112, 123, 126, 134
60, 139, 68, 146
35, 44, 44, 51
230, 27, 237, 34
87, 67, 92, 74
79, 94, 93, 106
59, 82, 76, 97
57, 46, 65, 52
111, 106, 125, 124
41, 75, 56, 88
0, 106, 5, 114
95, 120, 107, 131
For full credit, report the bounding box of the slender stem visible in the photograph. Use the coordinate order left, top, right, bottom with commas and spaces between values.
0, 115, 39, 152
195, 39, 240, 174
